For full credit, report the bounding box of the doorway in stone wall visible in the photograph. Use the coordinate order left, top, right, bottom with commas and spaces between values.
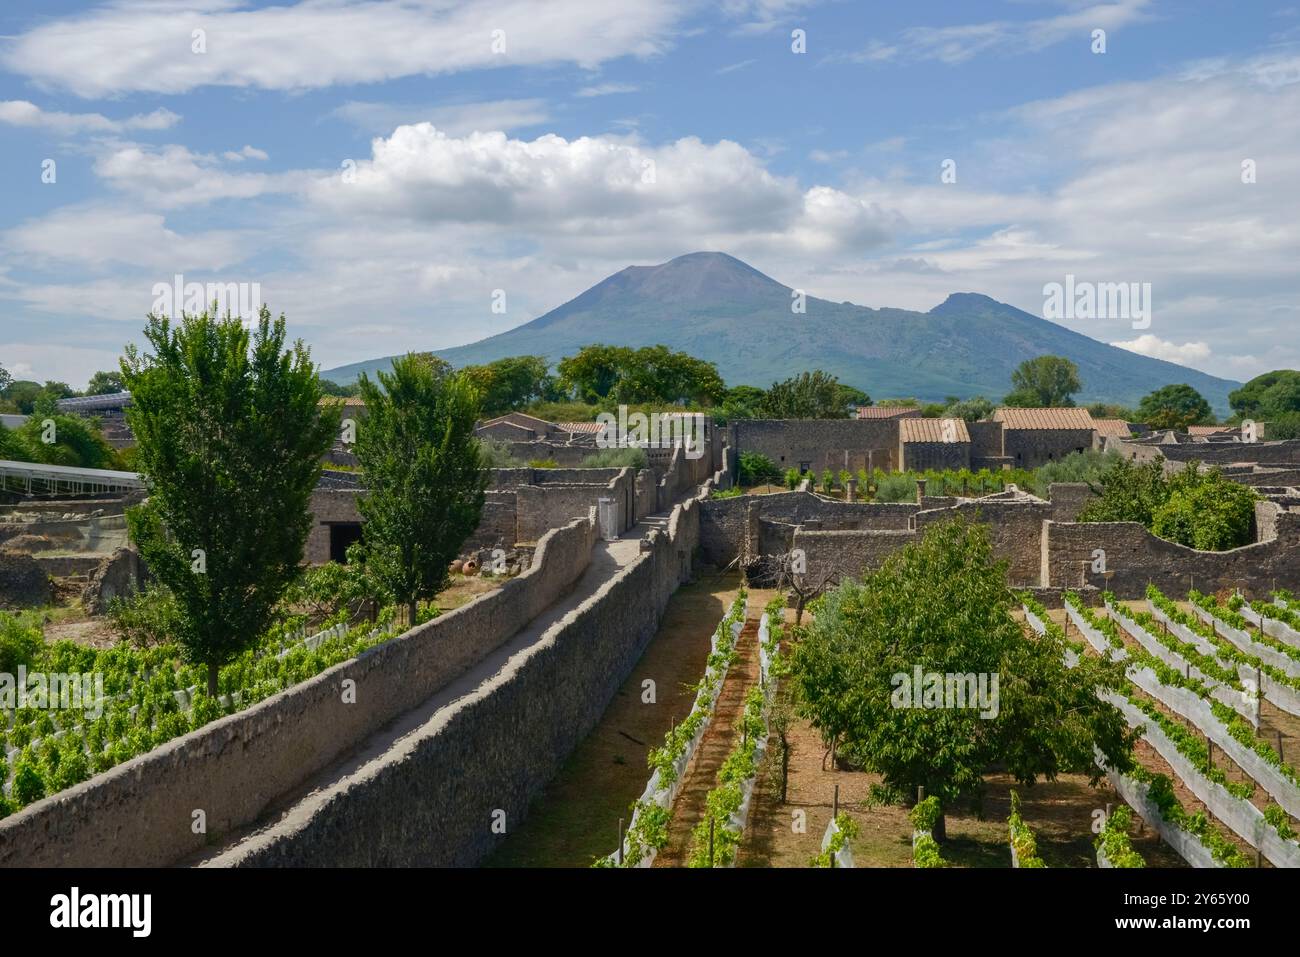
329, 522, 363, 563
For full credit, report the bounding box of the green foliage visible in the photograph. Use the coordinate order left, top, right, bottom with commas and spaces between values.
1030, 449, 1121, 496
1079, 459, 1256, 551
620, 800, 671, 866
1229, 370, 1300, 420
793, 518, 1135, 806
709, 486, 743, 499
909, 796, 942, 832
1095, 805, 1144, 867
1136, 384, 1213, 431
820, 468, 835, 493
580, 446, 647, 469
460, 355, 559, 415
280, 554, 392, 626
737, 450, 780, 486
912, 831, 945, 867
783, 468, 801, 489
319, 378, 360, 397
557, 344, 725, 406
477, 437, 524, 468
1008, 790, 1046, 867
715, 384, 766, 423
122, 306, 338, 695
760, 370, 860, 419
354, 353, 487, 622
1004, 355, 1082, 407
85, 370, 125, 395
106, 583, 182, 650
527, 458, 560, 469
688, 683, 766, 867
810, 812, 859, 866
6, 404, 118, 470
0, 612, 44, 673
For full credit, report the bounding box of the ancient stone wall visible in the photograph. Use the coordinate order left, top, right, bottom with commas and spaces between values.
1003, 428, 1094, 469
1042, 510, 1300, 599
204, 490, 710, 867
0, 513, 600, 867
730, 419, 899, 474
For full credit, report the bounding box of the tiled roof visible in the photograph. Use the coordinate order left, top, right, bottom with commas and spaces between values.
899, 417, 971, 444
557, 421, 604, 434
1187, 425, 1231, 436
993, 407, 1095, 431
480, 412, 554, 430
318, 396, 366, 407
1092, 418, 1134, 439
856, 406, 921, 419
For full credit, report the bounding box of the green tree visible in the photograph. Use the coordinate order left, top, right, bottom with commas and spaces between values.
794, 518, 1134, 825
1077, 457, 1169, 526
1004, 356, 1082, 407
354, 353, 486, 625
13, 398, 117, 469
945, 396, 995, 422
319, 378, 360, 397
761, 370, 854, 418
121, 306, 339, 696
1136, 384, 1212, 431
0, 363, 11, 394
4, 381, 46, 414
737, 451, 780, 486
715, 384, 767, 422
556, 345, 629, 403
85, 370, 125, 395
460, 355, 558, 416
1086, 401, 1136, 421
1229, 370, 1300, 420
1151, 468, 1257, 550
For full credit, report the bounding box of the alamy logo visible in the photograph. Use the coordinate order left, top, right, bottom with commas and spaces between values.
890, 666, 1000, 719
1042, 274, 1151, 329
151, 274, 262, 319
50, 887, 151, 937
595, 405, 706, 460
0, 668, 105, 720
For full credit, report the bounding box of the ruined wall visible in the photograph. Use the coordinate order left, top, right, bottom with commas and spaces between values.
462, 491, 519, 552
968, 420, 1004, 460
793, 527, 916, 582
210, 491, 710, 867
305, 487, 363, 564
0, 514, 600, 868
1042, 511, 1300, 599
515, 468, 635, 543
1003, 429, 1094, 469
900, 441, 971, 471
1157, 439, 1300, 467
913, 499, 1052, 587
730, 419, 899, 473
1048, 483, 1097, 523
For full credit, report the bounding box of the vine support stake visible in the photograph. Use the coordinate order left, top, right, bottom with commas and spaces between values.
1278, 730, 1285, 765
617, 818, 624, 866
833, 783, 839, 820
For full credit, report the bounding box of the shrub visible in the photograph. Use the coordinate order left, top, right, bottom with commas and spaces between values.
580, 447, 648, 469
0, 612, 44, 673
107, 583, 182, 650
873, 472, 917, 502
738, 451, 781, 486
477, 438, 524, 468
528, 458, 559, 469
783, 468, 801, 490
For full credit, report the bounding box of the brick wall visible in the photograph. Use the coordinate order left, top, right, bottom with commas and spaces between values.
1003, 428, 1094, 469
730, 419, 899, 473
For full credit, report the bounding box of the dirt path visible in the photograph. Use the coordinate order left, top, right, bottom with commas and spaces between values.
483, 569, 744, 867
653, 616, 762, 867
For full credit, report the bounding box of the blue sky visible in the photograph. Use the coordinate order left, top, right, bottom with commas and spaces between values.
1, 0, 1297, 388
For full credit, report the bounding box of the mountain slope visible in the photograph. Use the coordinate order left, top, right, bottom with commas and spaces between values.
322, 252, 1239, 412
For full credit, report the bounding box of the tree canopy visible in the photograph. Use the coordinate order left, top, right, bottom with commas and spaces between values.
1004, 355, 1081, 407
460, 355, 559, 416
793, 517, 1134, 807
760, 370, 864, 419
353, 353, 487, 624
121, 306, 338, 695
1136, 383, 1212, 431
556, 344, 725, 407
1229, 370, 1300, 439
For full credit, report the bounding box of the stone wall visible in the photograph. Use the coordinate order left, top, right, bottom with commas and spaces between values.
462, 491, 518, 553
1156, 439, 1300, 467
900, 440, 971, 471
206, 487, 710, 866
1003, 428, 1094, 469
968, 420, 1004, 460
792, 526, 916, 582
305, 487, 363, 564
1048, 482, 1097, 523
1041, 510, 1300, 599
914, 499, 1051, 586
0, 514, 600, 868
730, 419, 899, 474
515, 468, 635, 543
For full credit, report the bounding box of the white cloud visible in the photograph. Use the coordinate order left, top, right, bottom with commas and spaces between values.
576, 83, 639, 97
2, 0, 688, 97
328, 98, 549, 135
93, 143, 294, 207
837, 0, 1151, 66
223, 145, 268, 162
1110, 334, 1212, 366
0, 99, 180, 133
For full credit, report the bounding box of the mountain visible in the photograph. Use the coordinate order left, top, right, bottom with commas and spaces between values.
322, 252, 1240, 412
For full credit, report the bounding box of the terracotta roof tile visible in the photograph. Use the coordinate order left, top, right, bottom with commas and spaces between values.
1092, 418, 1134, 439
899, 417, 971, 444
856, 406, 922, 419
993, 407, 1095, 431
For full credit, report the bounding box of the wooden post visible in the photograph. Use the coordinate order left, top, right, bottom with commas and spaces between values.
617, 818, 624, 866
1207, 734, 1213, 769
1278, 730, 1285, 765
833, 783, 840, 820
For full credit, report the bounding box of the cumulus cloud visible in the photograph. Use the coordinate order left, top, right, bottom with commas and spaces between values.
0, 99, 180, 133
308, 125, 897, 252
93, 143, 294, 207
1, 0, 688, 97
1110, 334, 1212, 366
